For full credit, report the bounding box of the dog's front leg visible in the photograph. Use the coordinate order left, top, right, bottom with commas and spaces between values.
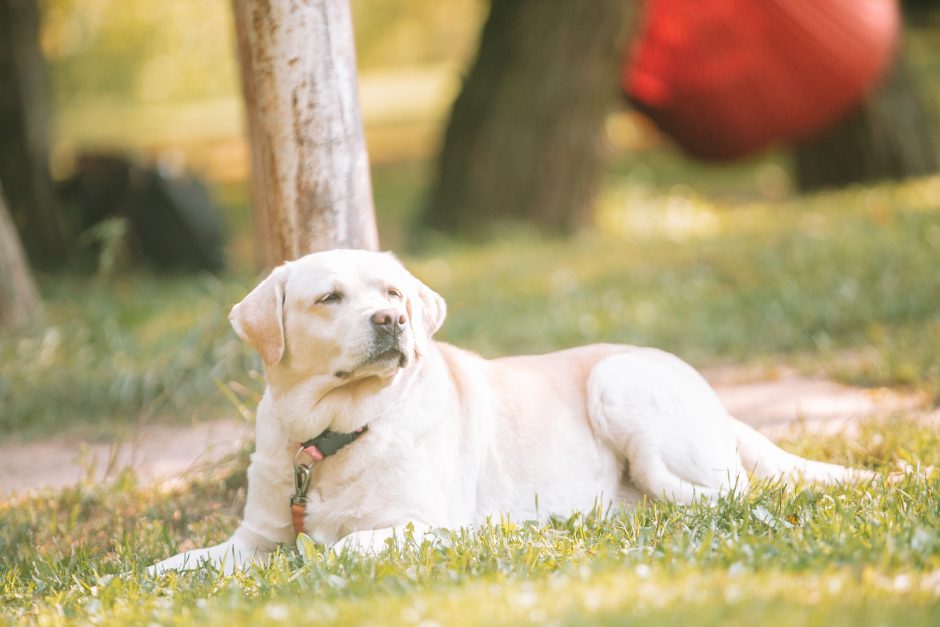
331, 522, 436, 556
150, 395, 295, 575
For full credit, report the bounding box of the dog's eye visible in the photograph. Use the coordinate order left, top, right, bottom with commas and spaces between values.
317, 291, 342, 304
387, 287, 402, 299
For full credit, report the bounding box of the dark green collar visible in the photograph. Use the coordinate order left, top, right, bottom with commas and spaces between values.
302, 426, 368, 457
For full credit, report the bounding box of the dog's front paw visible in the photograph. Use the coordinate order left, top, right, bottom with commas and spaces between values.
331, 523, 440, 556
887, 460, 937, 484
148, 538, 270, 576
331, 528, 397, 556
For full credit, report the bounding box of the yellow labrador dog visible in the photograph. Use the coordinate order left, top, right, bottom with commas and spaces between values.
152, 249, 874, 573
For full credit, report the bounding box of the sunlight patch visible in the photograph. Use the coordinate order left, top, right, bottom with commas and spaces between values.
597, 183, 722, 242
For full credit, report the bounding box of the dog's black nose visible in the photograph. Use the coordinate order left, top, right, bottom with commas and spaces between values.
371, 308, 407, 333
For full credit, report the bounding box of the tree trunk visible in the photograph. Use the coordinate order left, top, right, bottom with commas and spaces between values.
423, 0, 636, 236
232, 0, 378, 266
795, 50, 938, 191
0, 182, 41, 331
232, 0, 275, 269
0, 0, 63, 266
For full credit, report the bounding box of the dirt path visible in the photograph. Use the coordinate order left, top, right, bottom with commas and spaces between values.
706, 367, 927, 437
0, 419, 254, 498
0, 370, 929, 499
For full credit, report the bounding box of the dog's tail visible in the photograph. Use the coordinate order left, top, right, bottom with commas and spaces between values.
731, 417, 877, 484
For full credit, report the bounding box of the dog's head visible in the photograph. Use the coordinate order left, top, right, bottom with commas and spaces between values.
229, 250, 446, 384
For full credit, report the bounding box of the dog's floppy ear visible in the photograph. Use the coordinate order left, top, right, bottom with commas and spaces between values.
408, 275, 447, 356
229, 266, 289, 367
416, 278, 447, 338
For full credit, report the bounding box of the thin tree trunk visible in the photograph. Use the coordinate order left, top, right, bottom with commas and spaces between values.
795, 51, 938, 191
232, 0, 378, 265
0, 182, 41, 331
0, 0, 63, 266
423, 0, 636, 236
232, 0, 275, 269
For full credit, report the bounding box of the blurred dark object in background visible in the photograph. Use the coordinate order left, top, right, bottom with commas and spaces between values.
59, 153, 227, 273
424, 0, 637, 236
902, 0, 937, 15
624, 0, 900, 161
794, 53, 938, 191
0, 0, 64, 268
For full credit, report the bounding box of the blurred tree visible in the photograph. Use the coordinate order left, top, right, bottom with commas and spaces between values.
232, 0, 378, 266
0, 182, 41, 332
423, 0, 637, 235
794, 51, 939, 191
902, 0, 935, 15
0, 0, 63, 266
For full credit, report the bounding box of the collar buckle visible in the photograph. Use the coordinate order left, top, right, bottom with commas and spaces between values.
289, 426, 369, 535
291, 447, 313, 506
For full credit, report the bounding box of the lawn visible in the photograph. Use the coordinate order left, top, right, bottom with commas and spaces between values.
1, 422, 939, 624
2, 165, 940, 623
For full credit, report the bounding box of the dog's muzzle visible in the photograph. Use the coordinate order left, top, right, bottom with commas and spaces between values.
368, 307, 409, 366
334, 310, 410, 379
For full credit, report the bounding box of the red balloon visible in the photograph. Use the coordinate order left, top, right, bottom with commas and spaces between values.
624, 0, 901, 160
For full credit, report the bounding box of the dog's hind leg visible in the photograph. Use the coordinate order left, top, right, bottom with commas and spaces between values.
587, 349, 749, 504
623, 444, 737, 504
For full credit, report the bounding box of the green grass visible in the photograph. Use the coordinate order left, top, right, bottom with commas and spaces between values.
420, 175, 940, 398
0, 272, 263, 438
1, 420, 939, 624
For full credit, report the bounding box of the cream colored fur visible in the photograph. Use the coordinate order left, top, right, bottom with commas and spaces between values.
151, 249, 876, 574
